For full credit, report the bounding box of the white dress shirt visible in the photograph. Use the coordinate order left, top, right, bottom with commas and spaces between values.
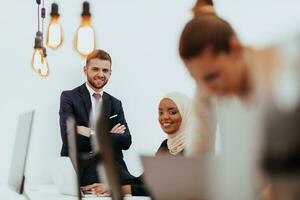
85, 82, 103, 130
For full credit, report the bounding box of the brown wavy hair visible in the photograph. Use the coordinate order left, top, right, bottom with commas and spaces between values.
179, 12, 235, 60
192, 0, 214, 16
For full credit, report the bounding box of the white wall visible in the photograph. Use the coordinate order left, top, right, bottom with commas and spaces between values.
215, 0, 300, 46
1, 0, 300, 185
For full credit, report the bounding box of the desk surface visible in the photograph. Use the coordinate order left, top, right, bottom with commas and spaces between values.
25, 185, 151, 200
0, 185, 26, 200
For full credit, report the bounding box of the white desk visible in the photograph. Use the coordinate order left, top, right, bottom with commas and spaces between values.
0, 185, 26, 200
25, 185, 151, 200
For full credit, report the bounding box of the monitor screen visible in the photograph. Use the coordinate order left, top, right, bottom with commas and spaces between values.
8, 110, 35, 194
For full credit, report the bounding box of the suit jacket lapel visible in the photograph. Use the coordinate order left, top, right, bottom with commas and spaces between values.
102, 92, 112, 118
79, 84, 92, 116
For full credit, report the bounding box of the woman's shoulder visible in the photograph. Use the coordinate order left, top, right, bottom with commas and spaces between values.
155, 139, 169, 156
160, 139, 168, 147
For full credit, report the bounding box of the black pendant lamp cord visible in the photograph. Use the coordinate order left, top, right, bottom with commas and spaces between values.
37, 0, 41, 33
41, 0, 45, 48
36, 0, 45, 48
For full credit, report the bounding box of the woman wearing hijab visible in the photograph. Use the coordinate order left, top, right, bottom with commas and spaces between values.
120, 92, 195, 196
156, 92, 194, 156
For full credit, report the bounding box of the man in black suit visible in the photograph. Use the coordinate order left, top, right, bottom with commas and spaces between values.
59, 49, 136, 190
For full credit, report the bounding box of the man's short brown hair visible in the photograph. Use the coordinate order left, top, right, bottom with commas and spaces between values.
86, 49, 112, 67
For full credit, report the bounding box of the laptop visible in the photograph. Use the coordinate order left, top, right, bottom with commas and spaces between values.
7, 110, 35, 194
141, 155, 210, 200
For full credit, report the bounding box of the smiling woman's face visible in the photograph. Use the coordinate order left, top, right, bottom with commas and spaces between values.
158, 98, 182, 135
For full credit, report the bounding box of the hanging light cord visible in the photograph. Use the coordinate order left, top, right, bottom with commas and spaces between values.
37, 0, 41, 32
41, 0, 46, 48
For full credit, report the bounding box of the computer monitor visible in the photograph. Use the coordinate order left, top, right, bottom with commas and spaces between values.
8, 110, 35, 194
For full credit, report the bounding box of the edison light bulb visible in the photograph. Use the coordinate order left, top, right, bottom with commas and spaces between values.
39, 48, 50, 78
39, 57, 49, 77
32, 48, 43, 73
32, 32, 43, 74
46, 3, 63, 49
75, 2, 95, 57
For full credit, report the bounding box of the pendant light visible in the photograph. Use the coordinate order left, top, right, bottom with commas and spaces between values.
75, 2, 95, 57
46, 3, 63, 49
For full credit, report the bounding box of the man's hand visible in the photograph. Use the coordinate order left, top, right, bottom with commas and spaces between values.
121, 185, 132, 195
110, 123, 126, 134
81, 183, 110, 196
76, 126, 91, 137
